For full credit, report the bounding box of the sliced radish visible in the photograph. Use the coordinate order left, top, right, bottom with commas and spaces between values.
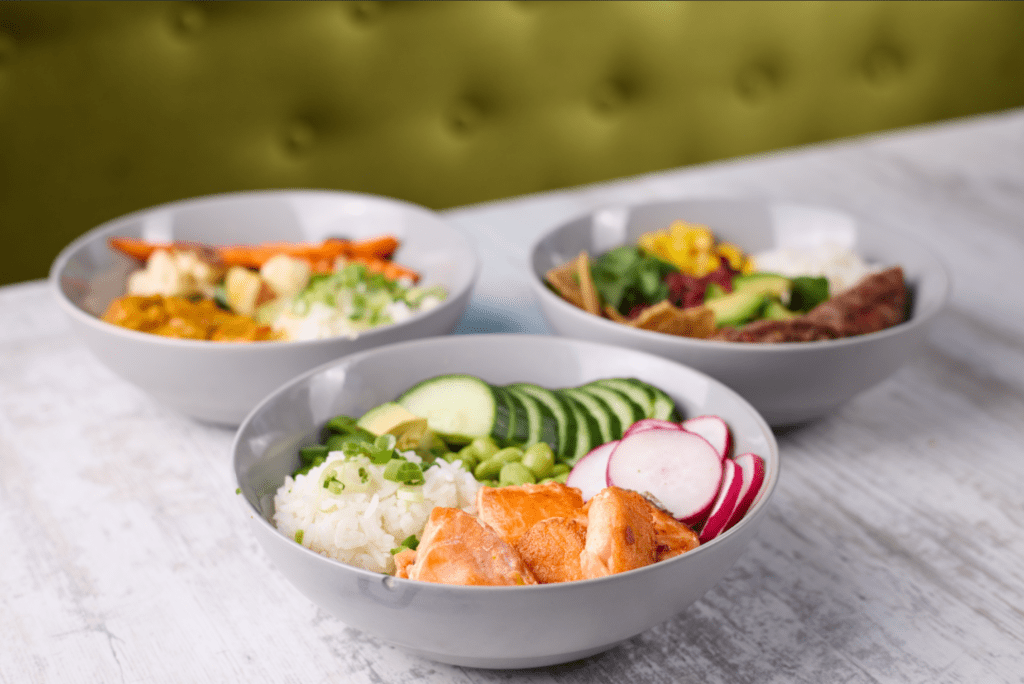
566, 440, 617, 501
698, 459, 744, 543
681, 415, 732, 460
724, 453, 767, 531
606, 429, 723, 523
623, 418, 682, 438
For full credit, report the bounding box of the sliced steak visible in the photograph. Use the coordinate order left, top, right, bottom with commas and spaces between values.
804, 266, 907, 337
712, 318, 840, 343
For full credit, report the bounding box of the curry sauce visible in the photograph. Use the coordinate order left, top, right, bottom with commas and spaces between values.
102, 294, 279, 342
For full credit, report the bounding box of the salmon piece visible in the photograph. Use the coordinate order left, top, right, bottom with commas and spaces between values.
405, 507, 537, 586
580, 487, 657, 579
514, 517, 587, 584
647, 499, 700, 562
392, 548, 416, 579
476, 482, 588, 547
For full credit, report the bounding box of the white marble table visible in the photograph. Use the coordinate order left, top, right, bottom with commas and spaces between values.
3, 108, 1023, 683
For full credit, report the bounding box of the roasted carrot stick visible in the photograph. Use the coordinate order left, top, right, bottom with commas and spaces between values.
108, 236, 172, 262
349, 255, 421, 283
346, 235, 399, 259
217, 238, 352, 269
109, 235, 419, 282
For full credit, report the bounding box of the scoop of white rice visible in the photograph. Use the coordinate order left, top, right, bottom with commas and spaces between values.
274, 452, 481, 574
752, 243, 878, 295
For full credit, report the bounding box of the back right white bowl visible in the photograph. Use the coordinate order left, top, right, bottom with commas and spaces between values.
529, 198, 950, 427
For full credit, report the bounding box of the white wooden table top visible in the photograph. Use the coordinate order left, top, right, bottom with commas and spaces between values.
3, 108, 1023, 683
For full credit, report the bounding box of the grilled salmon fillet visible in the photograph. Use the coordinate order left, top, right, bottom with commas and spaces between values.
393, 548, 417, 579
647, 499, 700, 561
476, 482, 587, 547
402, 507, 537, 586
580, 487, 658, 578
514, 517, 587, 584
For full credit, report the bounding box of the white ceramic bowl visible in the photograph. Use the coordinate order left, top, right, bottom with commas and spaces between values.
530, 198, 950, 427
233, 334, 778, 669
50, 190, 478, 426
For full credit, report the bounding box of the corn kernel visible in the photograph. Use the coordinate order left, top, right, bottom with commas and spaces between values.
692, 251, 720, 277
716, 243, 745, 270
688, 227, 714, 253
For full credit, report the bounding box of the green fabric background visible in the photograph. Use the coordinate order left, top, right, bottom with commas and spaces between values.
1, 0, 1022, 285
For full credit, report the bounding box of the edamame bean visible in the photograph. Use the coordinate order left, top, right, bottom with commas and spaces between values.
452, 445, 480, 472
549, 463, 571, 477
473, 446, 523, 481
499, 462, 536, 487
469, 437, 500, 460
521, 442, 555, 479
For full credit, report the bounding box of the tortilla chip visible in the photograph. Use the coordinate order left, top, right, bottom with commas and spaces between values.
604, 305, 630, 324
574, 251, 602, 316
627, 301, 716, 339
545, 261, 586, 309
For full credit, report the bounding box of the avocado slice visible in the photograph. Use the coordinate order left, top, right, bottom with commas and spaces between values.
704, 282, 729, 300
762, 298, 799, 320
357, 402, 423, 436
731, 272, 792, 302
704, 290, 771, 327
703, 273, 795, 327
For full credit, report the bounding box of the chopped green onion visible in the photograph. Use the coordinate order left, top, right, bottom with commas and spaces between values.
323, 475, 344, 495
390, 534, 419, 555
396, 486, 424, 503
294, 530, 304, 545
383, 460, 424, 485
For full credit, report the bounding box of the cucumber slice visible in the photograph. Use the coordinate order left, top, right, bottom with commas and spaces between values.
397, 374, 499, 442
626, 379, 680, 421
503, 385, 559, 451
591, 378, 656, 418
558, 391, 603, 465
579, 382, 645, 434
494, 386, 530, 446
561, 387, 620, 445
508, 382, 577, 462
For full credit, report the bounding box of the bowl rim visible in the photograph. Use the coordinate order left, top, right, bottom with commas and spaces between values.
48, 188, 480, 349
232, 332, 780, 591
528, 197, 951, 351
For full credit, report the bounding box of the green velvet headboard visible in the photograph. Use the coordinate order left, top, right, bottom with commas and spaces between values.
2, 0, 1023, 286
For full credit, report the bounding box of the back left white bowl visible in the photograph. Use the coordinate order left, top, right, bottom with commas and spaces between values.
49, 189, 479, 426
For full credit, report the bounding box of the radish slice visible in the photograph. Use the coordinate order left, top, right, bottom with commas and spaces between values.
699, 459, 743, 543
623, 418, 682, 438
681, 415, 731, 460
606, 429, 723, 523
566, 441, 617, 501
724, 453, 767, 531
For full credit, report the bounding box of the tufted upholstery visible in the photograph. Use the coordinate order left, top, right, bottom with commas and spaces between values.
1, 0, 1023, 285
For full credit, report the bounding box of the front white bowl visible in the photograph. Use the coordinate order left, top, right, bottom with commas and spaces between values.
50, 189, 478, 426
233, 334, 778, 669
530, 198, 950, 426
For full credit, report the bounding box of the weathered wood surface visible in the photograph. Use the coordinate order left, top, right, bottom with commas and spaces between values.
2, 109, 1023, 683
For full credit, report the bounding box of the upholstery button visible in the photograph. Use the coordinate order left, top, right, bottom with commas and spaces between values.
736, 63, 779, 103
284, 120, 315, 154
593, 79, 627, 113
174, 4, 206, 36
348, 1, 382, 23
450, 100, 483, 134
863, 44, 904, 83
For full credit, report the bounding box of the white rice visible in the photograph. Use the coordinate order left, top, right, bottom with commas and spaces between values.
751, 243, 878, 295
273, 452, 480, 574
272, 295, 443, 341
